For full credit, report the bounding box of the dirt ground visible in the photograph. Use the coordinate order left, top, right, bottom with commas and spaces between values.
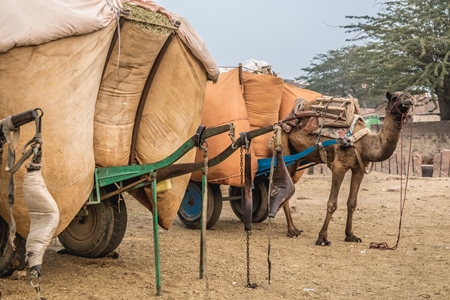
1, 171, 449, 300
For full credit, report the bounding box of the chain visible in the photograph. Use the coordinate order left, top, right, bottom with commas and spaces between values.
245, 230, 256, 288
239, 147, 244, 209
30, 269, 42, 300
229, 122, 236, 145
239, 144, 257, 288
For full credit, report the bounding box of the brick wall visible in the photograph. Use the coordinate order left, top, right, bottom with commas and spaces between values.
371, 120, 450, 164
307, 148, 450, 178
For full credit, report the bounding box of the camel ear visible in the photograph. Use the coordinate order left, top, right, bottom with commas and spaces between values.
386, 92, 392, 100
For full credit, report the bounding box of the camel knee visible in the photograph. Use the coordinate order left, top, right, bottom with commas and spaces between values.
327, 204, 337, 214
347, 200, 357, 212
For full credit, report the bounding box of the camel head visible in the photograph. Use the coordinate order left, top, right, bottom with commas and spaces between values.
385, 91, 414, 124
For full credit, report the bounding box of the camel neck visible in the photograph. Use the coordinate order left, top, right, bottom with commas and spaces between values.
362, 112, 404, 162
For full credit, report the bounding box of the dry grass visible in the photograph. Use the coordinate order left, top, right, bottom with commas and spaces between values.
123, 3, 177, 34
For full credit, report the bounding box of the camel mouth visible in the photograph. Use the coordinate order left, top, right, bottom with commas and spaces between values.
398, 98, 414, 113
396, 93, 414, 107
388, 92, 414, 114
399, 102, 413, 112
400, 98, 414, 107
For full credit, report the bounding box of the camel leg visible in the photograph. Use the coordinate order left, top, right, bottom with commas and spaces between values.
283, 200, 303, 237
316, 168, 346, 246
282, 159, 303, 237
344, 169, 364, 243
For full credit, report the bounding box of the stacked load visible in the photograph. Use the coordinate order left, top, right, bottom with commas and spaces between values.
192, 64, 322, 186
94, 2, 218, 230
0, 0, 219, 238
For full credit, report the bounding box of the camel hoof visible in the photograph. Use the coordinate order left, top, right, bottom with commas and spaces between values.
315, 239, 331, 246
287, 228, 303, 238
345, 235, 362, 243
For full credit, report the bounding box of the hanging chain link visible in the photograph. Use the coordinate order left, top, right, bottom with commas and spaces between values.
30, 269, 42, 300
239, 147, 244, 209
245, 230, 256, 288
239, 140, 257, 288
229, 122, 236, 145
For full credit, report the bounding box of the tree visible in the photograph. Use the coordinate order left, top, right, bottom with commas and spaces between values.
298, 45, 386, 108
300, 0, 450, 119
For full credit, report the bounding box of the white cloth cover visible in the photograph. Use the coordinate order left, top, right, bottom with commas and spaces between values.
0, 0, 122, 53
23, 170, 59, 269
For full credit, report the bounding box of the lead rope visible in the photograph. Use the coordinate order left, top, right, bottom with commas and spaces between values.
1, 111, 46, 300
370, 113, 413, 250
105, 0, 129, 71
2, 119, 20, 249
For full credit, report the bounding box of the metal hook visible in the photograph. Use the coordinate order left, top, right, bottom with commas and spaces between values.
239, 132, 250, 150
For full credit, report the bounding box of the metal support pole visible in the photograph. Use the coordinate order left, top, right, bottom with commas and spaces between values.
200, 173, 207, 279
151, 174, 161, 296
200, 149, 208, 279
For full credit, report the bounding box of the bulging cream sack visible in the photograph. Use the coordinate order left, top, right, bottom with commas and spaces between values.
0, 23, 116, 238
129, 36, 207, 230
94, 6, 175, 167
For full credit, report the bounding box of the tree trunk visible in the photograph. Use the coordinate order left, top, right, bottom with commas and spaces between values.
436, 76, 450, 121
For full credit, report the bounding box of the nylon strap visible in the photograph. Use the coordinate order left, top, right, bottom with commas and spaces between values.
354, 147, 373, 174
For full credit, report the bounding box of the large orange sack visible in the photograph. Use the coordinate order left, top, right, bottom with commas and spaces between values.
242, 72, 284, 158
279, 83, 322, 119
191, 68, 257, 187
279, 83, 322, 183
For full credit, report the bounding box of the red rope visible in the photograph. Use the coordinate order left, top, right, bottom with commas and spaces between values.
370, 113, 413, 250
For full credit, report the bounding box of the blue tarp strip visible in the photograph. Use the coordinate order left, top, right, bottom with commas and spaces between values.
256, 139, 337, 177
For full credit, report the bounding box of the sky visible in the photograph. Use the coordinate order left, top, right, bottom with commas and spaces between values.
156, 0, 383, 80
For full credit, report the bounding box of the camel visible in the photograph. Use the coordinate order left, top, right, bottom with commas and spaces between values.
273, 91, 414, 246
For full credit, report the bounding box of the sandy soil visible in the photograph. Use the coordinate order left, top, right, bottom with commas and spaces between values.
1, 171, 449, 300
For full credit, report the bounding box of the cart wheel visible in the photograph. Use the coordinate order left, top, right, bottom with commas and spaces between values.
58, 186, 127, 258
229, 177, 269, 223
0, 215, 27, 277
177, 181, 222, 229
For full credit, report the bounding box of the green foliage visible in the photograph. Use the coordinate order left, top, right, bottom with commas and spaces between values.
298, 0, 450, 118
298, 45, 386, 107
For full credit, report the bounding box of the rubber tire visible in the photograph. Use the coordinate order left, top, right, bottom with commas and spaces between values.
0, 215, 27, 277
177, 181, 223, 229
58, 187, 127, 258
229, 177, 269, 223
